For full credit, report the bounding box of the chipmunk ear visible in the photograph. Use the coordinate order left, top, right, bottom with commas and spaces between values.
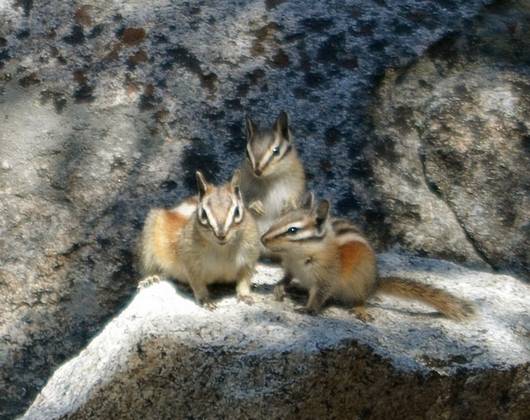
245, 115, 257, 141
299, 191, 314, 210
195, 170, 209, 199
273, 110, 290, 142
314, 199, 330, 228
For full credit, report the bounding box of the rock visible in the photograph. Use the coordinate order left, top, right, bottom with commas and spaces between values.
22, 256, 530, 419
1, 0, 528, 417
363, 0, 530, 276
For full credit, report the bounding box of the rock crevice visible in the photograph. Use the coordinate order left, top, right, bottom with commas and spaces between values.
417, 146, 494, 270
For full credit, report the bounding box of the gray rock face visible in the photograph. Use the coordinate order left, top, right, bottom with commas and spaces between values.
22, 256, 530, 419
366, 0, 530, 276
1, 0, 528, 417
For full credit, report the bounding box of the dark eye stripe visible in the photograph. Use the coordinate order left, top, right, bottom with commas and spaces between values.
261, 142, 292, 171
276, 143, 292, 162
277, 225, 304, 239
274, 222, 326, 241
282, 144, 292, 156
233, 205, 244, 224
199, 208, 209, 226
261, 147, 276, 170
289, 235, 323, 243
335, 227, 362, 236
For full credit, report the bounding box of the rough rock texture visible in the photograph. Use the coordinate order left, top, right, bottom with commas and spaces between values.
365, 0, 530, 276
1, 0, 529, 417
23, 255, 530, 419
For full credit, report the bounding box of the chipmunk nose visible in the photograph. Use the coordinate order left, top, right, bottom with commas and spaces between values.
216, 230, 227, 243
254, 168, 262, 177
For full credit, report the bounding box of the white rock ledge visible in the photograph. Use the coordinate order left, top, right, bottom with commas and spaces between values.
22, 253, 530, 419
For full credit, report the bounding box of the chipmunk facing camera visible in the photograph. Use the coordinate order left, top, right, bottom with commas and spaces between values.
138, 170, 260, 309
262, 193, 475, 321
240, 111, 306, 257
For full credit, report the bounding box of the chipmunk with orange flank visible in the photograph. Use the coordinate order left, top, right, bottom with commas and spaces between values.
261, 193, 474, 321
240, 111, 306, 257
138, 170, 260, 309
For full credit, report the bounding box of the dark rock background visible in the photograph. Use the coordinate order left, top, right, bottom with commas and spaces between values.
0, 0, 528, 417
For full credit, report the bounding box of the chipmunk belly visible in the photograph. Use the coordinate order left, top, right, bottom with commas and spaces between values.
189, 243, 247, 285
257, 179, 303, 233
283, 256, 316, 290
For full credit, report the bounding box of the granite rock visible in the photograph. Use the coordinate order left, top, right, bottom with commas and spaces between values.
23, 255, 530, 419
1, 0, 529, 417
365, 0, 530, 276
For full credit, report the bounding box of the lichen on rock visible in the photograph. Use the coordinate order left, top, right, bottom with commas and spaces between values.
1, 0, 529, 417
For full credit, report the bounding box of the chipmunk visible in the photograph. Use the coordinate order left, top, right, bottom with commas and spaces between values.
138, 170, 260, 309
239, 111, 306, 257
261, 193, 474, 321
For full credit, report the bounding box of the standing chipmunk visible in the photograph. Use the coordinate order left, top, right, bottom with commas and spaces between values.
262, 193, 474, 321
138, 170, 260, 309
240, 111, 306, 256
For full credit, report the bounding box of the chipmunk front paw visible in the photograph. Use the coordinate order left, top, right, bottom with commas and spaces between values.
294, 306, 317, 316
137, 275, 161, 289
273, 285, 286, 301
198, 297, 217, 311
349, 306, 373, 322
237, 294, 254, 305
249, 200, 265, 216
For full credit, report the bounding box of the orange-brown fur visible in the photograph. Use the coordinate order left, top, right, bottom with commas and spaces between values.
139, 172, 260, 308
262, 197, 474, 321
339, 242, 372, 278
377, 277, 475, 320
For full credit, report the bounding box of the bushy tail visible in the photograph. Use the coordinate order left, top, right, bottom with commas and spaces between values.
377, 276, 475, 321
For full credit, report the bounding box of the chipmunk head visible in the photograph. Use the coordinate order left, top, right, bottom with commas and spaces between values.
195, 170, 245, 245
245, 111, 295, 178
261, 192, 330, 252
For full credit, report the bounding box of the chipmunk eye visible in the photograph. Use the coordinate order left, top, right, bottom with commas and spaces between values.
234, 206, 241, 220
199, 208, 208, 224
272, 146, 280, 155
287, 226, 298, 234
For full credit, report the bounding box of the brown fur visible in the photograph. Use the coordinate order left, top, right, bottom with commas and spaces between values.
377, 277, 475, 320
164, 211, 187, 235
339, 242, 372, 278
240, 112, 306, 259
139, 172, 260, 308
262, 198, 475, 321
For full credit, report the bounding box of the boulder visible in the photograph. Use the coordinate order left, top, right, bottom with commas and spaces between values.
2, 0, 529, 417
364, 0, 530, 276
22, 255, 530, 419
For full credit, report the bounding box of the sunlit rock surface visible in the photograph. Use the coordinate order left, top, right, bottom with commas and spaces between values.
1, 0, 529, 417
23, 256, 530, 419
